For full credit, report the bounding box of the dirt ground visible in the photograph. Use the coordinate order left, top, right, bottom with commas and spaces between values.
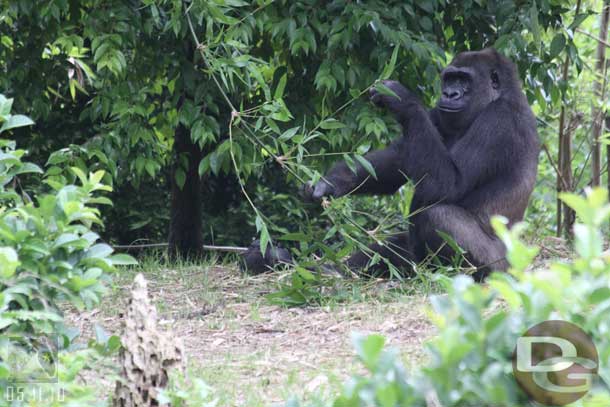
62, 234, 572, 405
67, 264, 436, 405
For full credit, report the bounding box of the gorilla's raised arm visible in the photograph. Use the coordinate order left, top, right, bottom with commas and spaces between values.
305, 79, 530, 207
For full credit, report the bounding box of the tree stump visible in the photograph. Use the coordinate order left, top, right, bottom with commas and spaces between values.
113, 273, 184, 406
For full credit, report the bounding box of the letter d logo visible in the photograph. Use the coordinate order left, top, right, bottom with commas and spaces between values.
512, 321, 598, 406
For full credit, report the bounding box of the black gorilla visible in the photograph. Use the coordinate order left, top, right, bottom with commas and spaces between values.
244, 48, 540, 278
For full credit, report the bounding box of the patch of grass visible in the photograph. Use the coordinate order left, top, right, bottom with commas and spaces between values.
66, 253, 438, 405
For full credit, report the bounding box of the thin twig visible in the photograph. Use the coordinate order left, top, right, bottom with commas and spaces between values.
112, 242, 248, 253
542, 142, 570, 190
576, 28, 610, 48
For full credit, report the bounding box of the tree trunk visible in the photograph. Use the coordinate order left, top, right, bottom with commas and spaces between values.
168, 123, 204, 259
591, 1, 610, 187
607, 115, 610, 192
556, 0, 582, 237
558, 104, 573, 236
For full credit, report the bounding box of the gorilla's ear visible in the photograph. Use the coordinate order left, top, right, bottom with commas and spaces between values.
491, 69, 500, 89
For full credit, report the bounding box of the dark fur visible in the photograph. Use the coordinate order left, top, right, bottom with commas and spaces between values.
240, 240, 292, 274
304, 48, 540, 279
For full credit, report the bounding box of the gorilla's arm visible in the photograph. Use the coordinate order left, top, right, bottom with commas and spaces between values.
304, 83, 425, 200
307, 139, 409, 199
307, 81, 518, 203
399, 102, 516, 205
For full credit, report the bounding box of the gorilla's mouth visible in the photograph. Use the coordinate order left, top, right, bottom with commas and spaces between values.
438, 105, 464, 113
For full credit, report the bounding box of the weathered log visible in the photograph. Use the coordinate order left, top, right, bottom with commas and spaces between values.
113, 274, 184, 407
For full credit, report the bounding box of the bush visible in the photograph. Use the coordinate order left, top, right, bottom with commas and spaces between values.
0, 94, 134, 395
292, 188, 610, 406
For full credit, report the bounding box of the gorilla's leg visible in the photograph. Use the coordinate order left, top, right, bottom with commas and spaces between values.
345, 231, 415, 276
413, 204, 508, 280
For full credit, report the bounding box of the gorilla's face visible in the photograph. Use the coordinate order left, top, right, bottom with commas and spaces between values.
437, 53, 501, 131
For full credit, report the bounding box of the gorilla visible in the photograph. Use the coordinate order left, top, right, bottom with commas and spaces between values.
243, 48, 540, 279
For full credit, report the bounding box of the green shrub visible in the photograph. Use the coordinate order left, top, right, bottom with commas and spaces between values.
0, 94, 134, 397
156, 371, 218, 407
292, 188, 610, 406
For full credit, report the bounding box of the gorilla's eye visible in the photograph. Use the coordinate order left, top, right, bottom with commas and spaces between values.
491, 70, 500, 88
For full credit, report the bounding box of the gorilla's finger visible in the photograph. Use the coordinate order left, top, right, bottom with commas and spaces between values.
369, 87, 383, 107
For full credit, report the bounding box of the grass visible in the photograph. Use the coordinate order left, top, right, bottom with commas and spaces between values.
65, 251, 440, 405
65, 232, 570, 405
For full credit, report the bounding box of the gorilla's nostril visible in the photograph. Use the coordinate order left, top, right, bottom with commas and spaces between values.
443, 90, 460, 100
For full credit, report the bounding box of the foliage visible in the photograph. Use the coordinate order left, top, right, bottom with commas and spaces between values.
287, 188, 610, 406
0, 343, 111, 407
0, 95, 134, 367
157, 371, 219, 407
0, 0, 592, 251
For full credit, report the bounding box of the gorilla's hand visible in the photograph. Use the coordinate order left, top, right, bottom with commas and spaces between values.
370, 81, 418, 123
369, 80, 412, 106
300, 179, 335, 202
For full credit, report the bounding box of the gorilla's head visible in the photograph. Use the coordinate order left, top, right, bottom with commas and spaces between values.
437, 48, 520, 131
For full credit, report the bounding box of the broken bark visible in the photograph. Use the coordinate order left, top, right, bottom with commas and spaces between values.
113, 274, 184, 407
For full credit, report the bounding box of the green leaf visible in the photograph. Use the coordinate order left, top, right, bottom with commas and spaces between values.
352, 333, 385, 370
0, 95, 13, 116
529, 3, 541, 48
109, 254, 138, 266
279, 232, 309, 241
354, 155, 377, 180
488, 277, 521, 309
85, 243, 113, 259
279, 127, 300, 141
589, 287, 610, 304
436, 230, 466, 254
198, 157, 209, 176
549, 34, 565, 59
381, 44, 400, 80
560, 193, 591, 223
296, 266, 316, 281
0, 115, 34, 133
256, 215, 270, 255
69, 79, 76, 100
374, 82, 400, 100
175, 168, 186, 190
274, 74, 288, 99
107, 335, 122, 352
206, 3, 239, 24
0, 247, 19, 278
319, 118, 345, 130
15, 162, 43, 175
71, 166, 88, 184
90, 170, 105, 184
94, 324, 111, 344
569, 13, 590, 30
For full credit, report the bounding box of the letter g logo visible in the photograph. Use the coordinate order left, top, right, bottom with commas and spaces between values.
513, 321, 598, 406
